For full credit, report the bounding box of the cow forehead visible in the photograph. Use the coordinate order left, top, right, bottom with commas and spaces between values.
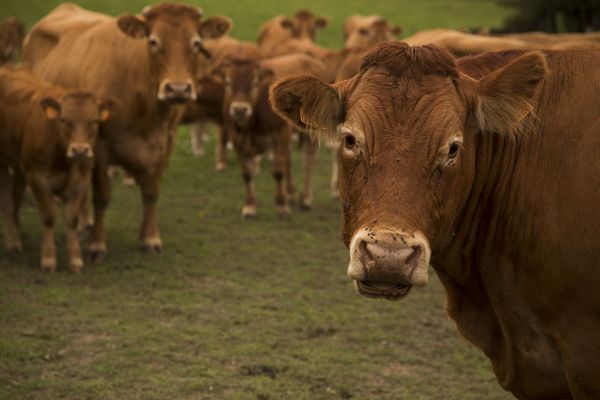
60, 95, 99, 120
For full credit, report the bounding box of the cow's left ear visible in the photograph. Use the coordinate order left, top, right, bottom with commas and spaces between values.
474, 51, 547, 133
199, 16, 231, 39
316, 17, 329, 29
391, 25, 403, 35
40, 97, 61, 120
117, 14, 148, 39
97, 99, 114, 122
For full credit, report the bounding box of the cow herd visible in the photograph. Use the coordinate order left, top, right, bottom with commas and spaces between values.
2, 2, 600, 399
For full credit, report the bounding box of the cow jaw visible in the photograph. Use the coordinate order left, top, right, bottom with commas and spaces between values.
347, 229, 431, 300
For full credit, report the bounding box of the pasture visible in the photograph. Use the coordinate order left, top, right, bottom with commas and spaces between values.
0, 0, 514, 399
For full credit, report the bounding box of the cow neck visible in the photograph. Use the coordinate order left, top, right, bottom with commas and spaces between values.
434, 127, 541, 287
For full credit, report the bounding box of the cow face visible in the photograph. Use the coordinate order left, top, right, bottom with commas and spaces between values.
117, 3, 230, 103
40, 93, 113, 159
211, 58, 274, 127
270, 42, 546, 300
0, 17, 25, 65
280, 10, 328, 41
344, 15, 402, 50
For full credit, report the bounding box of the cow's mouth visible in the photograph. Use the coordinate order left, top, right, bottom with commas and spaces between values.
355, 280, 412, 301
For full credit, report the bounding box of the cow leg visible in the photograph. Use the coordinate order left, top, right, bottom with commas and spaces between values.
122, 171, 136, 188
300, 137, 318, 210
330, 141, 340, 199
28, 173, 57, 271
238, 152, 257, 219
136, 173, 163, 253
77, 189, 93, 232
0, 166, 21, 252
11, 168, 26, 230
215, 125, 229, 171
88, 155, 111, 262
64, 194, 85, 273
190, 122, 207, 157
272, 130, 291, 219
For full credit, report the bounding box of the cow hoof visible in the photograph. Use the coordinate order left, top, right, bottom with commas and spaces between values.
69, 258, 84, 273
242, 205, 257, 219
276, 205, 291, 219
216, 162, 227, 172
41, 257, 57, 272
299, 201, 312, 211
141, 237, 163, 254
87, 244, 107, 263
6, 243, 22, 254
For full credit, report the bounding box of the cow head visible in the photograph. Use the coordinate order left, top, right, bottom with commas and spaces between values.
117, 3, 231, 103
344, 15, 402, 50
40, 93, 113, 159
0, 17, 25, 65
270, 42, 547, 300
210, 57, 274, 127
280, 10, 328, 41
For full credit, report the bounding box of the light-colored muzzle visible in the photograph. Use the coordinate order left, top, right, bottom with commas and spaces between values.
347, 228, 431, 300
67, 142, 94, 159
157, 79, 197, 103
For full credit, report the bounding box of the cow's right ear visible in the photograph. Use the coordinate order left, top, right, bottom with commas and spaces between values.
117, 14, 148, 39
269, 76, 342, 141
199, 16, 232, 39
280, 18, 293, 30
40, 97, 61, 120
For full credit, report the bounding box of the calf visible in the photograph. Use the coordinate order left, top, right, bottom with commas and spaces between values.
210, 55, 292, 218
343, 15, 402, 50
0, 67, 111, 271
0, 17, 25, 65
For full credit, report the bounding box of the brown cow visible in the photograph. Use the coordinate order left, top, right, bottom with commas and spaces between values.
271, 42, 600, 399
343, 15, 402, 50
257, 10, 328, 58
24, 3, 230, 258
0, 67, 112, 271
207, 51, 297, 218
0, 17, 25, 65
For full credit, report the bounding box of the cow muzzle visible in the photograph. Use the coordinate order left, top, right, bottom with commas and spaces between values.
158, 80, 196, 103
67, 143, 93, 159
229, 101, 253, 125
347, 229, 431, 300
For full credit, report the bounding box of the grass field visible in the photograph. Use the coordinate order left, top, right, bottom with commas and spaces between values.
0, 1, 515, 399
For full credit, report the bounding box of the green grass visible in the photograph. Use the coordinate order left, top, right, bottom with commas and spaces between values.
0, 1, 514, 399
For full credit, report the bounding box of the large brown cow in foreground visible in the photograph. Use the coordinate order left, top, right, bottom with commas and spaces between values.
0, 67, 112, 271
271, 42, 600, 399
24, 3, 230, 258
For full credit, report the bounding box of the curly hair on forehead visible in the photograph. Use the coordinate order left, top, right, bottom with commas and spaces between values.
142, 3, 203, 21
360, 42, 459, 79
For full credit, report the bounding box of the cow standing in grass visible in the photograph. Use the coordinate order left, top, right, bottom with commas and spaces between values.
23, 3, 230, 258
271, 42, 600, 399
0, 67, 112, 271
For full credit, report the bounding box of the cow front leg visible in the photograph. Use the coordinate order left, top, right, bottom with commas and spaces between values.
300, 136, 318, 210
88, 159, 111, 262
272, 133, 291, 219
28, 173, 57, 271
64, 194, 85, 273
239, 153, 257, 219
215, 125, 229, 171
190, 122, 208, 157
137, 174, 162, 253
0, 166, 21, 252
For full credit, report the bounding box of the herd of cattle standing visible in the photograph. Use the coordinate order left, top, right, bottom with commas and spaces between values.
1, 2, 600, 399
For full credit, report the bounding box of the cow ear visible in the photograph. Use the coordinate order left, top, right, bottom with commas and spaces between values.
117, 14, 148, 39
199, 16, 231, 39
316, 17, 329, 29
391, 25, 403, 35
97, 99, 114, 122
259, 67, 275, 82
40, 97, 61, 120
280, 18, 293, 30
270, 76, 342, 142
475, 51, 547, 133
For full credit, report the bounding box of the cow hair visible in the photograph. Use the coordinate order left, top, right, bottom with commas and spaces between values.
141, 3, 203, 21
360, 41, 459, 80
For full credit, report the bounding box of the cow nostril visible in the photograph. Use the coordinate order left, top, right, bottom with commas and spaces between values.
358, 240, 375, 269
405, 246, 422, 267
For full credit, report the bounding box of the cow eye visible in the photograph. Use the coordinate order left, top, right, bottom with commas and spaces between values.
148, 37, 160, 52
359, 28, 370, 36
191, 38, 203, 53
448, 142, 459, 159
344, 133, 357, 149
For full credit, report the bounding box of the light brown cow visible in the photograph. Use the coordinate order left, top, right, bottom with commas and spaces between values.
0, 17, 25, 65
271, 42, 600, 399
24, 3, 230, 259
0, 67, 111, 271
257, 9, 328, 58
343, 15, 402, 50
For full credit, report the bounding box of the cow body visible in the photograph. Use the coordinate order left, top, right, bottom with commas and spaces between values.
0, 67, 110, 271
271, 42, 600, 399
23, 3, 229, 258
